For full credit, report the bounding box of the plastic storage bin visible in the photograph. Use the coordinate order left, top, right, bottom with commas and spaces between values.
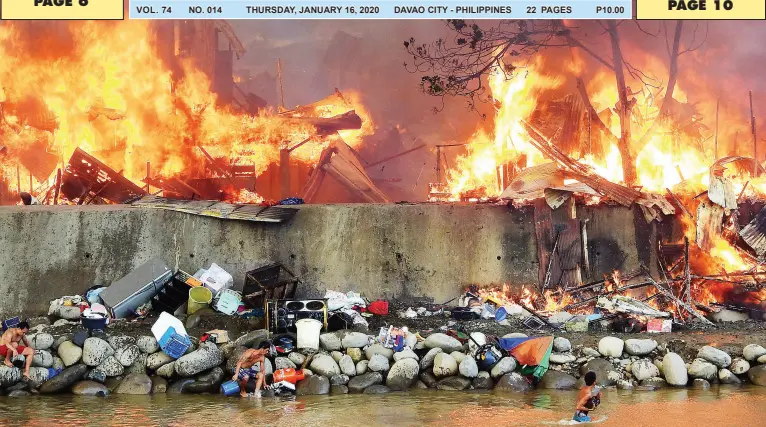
159, 326, 191, 359
2, 317, 20, 331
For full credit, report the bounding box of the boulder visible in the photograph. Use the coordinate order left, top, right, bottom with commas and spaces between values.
71, 380, 109, 396
115, 345, 141, 367
553, 337, 572, 353
127, 353, 148, 374
424, 333, 463, 353
32, 350, 54, 368
688, 359, 717, 382
582, 347, 601, 358
356, 360, 368, 375
225, 347, 248, 375
309, 354, 341, 377
147, 352, 175, 370
30, 333, 54, 350
363, 384, 391, 394
640, 377, 666, 388
346, 348, 363, 363
97, 356, 125, 377
339, 355, 356, 376
175, 343, 224, 377
85, 369, 107, 383
331, 351, 344, 363
27, 366, 49, 385
632, 359, 660, 381
152, 376, 168, 393
393, 350, 419, 362
276, 357, 297, 370
232, 330, 269, 349
136, 336, 160, 354
450, 352, 467, 364
114, 373, 152, 395
156, 362, 176, 379
718, 368, 742, 385
433, 353, 458, 377
82, 338, 114, 367
436, 376, 472, 391
729, 358, 750, 375
697, 346, 731, 368
348, 372, 383, 393
662, 352, 688, 386
55, 305, 83, 320
580, 359, 617, 387
196, 367, 225, 387
288, 352, 307, 366
538, 370, 577, 389
365, 344, 394, 361
39, 364, 88, 394
420, 371, 438, 388
368, 354, 390, 373
598, 337, 624, 358
420, 348, 443, 370
490, 357, 517, 379
341, 332, 369, 349
459, 357, 479, 378
330, 374, 349, 386
472, 371, 495, 390
107, 336, 136, 350
550, 353, 576, 365
319, 333, 342, 351
743, 344, 766, 362
759, 355, 766, 364
495, 372, 532, 392
331, 385, 349, 395
624, 339, 658, 356
7, 390, 30, 397
58, 341, 83, 367
386, 358, 419, 391
167, 378, 196, 394
414, 380, 429, 389
692, 379, 710, 389
748, 365, 766, 386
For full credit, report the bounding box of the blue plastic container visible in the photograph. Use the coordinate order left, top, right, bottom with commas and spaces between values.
221, 380, 240, 396
81, 316, 108, 332
159, 327, 191, 359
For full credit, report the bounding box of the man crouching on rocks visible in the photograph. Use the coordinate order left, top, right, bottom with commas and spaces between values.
233, 348, 268, 398
0, 321, 34, 379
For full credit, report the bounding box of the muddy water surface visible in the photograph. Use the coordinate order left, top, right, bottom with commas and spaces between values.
1, 386, 764, 427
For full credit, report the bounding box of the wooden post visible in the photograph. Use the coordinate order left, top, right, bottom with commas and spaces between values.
435, 146, 442, 184
53, 169, 61, 205
750, 91, 757, 176
16, 164, 20, 194
714, 98, 719, 161
29, 172, 33, 194
280, 147, 290, 199
277, 59, 285, 109
145, 161, 151, 193
683, 236, 691, 306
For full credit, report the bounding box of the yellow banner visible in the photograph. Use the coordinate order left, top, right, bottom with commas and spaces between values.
637, 0, 766, 19
1, 0, 124, 20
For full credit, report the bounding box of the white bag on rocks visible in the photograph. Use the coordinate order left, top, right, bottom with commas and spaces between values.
198, 263, 233, 294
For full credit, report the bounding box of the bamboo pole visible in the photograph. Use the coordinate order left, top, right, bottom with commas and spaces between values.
714, 98, 719, 161
750, 91, 757, 176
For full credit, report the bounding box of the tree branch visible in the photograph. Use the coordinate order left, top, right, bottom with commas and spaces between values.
606, 21, 636, 185
575, 77, 620, 146
563, 33, 614, 70
633, 20, 683, 153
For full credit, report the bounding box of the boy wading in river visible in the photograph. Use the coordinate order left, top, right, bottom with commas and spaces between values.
233, 348, 268, 398
0, 321, 34, 379
573, 371, 601, 423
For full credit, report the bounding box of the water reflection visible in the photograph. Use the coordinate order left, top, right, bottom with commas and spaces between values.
0, 386, 764, 427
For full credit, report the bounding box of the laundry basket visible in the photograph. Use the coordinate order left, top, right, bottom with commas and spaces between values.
213, 289, 242, 315
295, 318, 322, 351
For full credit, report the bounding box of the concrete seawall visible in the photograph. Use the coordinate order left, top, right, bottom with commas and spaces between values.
0, 203, 651, 317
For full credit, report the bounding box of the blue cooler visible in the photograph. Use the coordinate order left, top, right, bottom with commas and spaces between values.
2, 317, 20, 331
221, 380, 240, 396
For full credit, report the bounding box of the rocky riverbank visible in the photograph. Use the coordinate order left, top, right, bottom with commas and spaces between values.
2, 320, 766, 398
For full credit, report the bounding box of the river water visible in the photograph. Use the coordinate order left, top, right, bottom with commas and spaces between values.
1, 386, 765, 427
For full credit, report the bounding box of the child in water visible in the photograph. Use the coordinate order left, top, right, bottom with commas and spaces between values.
573, 371, 601, 423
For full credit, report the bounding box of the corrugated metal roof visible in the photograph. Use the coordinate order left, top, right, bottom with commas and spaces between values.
132, 196, 298, 224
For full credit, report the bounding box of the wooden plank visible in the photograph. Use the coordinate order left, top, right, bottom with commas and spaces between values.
696, 198, 725, 252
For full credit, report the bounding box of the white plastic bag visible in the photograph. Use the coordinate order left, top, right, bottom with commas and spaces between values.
198, 263, 233, 294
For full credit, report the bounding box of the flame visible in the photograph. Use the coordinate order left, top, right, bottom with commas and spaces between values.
0, 21, 372, 202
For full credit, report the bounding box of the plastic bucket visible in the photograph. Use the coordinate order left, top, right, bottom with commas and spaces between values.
295, 318, 322, 350
220, 380, 240, 396
188, 287, 213, 315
